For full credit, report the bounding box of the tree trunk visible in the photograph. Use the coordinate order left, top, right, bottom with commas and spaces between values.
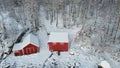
113, 17, 120, 44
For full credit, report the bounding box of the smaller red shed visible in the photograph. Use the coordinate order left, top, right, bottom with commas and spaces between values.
48, 32, 69, 52
13, 34, 39, 56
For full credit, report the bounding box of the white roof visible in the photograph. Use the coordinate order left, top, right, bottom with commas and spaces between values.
48, 32, 68, 42
13, 43, 22, 51
13, 34, 39, 51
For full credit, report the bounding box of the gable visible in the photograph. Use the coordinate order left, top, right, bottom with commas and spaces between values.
13, 34, 39, 51
24, 43, 39, 49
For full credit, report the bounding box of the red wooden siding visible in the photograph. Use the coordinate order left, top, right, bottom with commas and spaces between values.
14, 43, 39, 56
48, 42, 68, 51
23, 43, 39, 54
14, 50, 23, 56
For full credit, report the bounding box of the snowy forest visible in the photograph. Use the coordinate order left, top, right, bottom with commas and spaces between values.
0, 0, 120, 68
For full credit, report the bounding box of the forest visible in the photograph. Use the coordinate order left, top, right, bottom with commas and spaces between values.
0, 0, 120, 68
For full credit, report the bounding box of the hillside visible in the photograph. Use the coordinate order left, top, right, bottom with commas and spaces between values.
0, 0, 120, 68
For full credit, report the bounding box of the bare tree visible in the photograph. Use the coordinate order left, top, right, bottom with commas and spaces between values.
0, 12, 8, 39
62, 0, 67, 28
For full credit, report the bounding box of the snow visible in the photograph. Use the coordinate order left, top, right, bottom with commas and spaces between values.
48, 32, 68, 42
98, 60, 111, 68
0, 4, 120, 68
13, 34, 39, 51
1, 47, 51, 67
22, 34, 39, 47
1, 29, 120, 68
12, 43, 22, 51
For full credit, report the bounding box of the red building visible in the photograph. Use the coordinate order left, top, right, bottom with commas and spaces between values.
13, 34, 39, 56
48, 32, 69, 52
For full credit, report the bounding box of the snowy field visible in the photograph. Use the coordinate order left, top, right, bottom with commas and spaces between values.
0, 27, 120, 68
0, 2, 120, 68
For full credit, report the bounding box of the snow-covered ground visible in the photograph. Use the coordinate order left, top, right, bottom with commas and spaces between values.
0, 26, 120, 68
0, 4, 120, 68
0, 47, 51, 68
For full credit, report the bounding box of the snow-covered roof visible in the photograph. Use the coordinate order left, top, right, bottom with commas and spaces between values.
22, 34, 39, 47
13, 43, 22, 51
13, 34, 39, 51
48, 32, 68, 42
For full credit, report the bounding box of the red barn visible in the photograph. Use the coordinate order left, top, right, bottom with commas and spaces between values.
48, 32, 69, 52
13, 34, 39, 56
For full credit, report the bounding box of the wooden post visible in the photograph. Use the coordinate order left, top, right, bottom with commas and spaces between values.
58, 51, 60, 56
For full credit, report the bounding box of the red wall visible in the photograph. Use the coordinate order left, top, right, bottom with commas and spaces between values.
14, 50, 23, 56
14, 43, 39, 56
48, 42, 68, 51
23, 43, 39, 54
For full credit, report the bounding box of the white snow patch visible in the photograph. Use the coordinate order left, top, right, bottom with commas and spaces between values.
48, 32, 68, 42
98, 60, 111, 68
